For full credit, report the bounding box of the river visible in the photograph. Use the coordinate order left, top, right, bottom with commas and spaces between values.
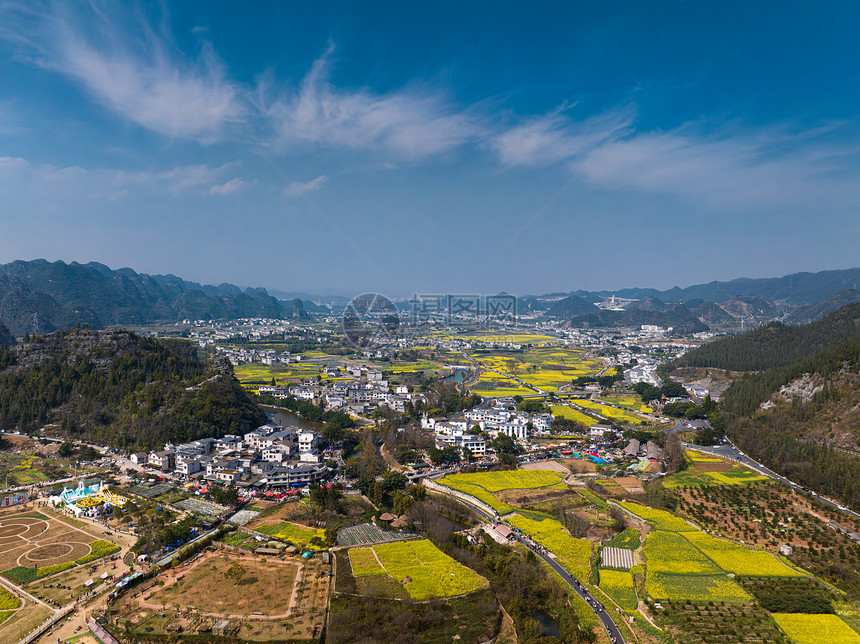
263, 406, 326, 431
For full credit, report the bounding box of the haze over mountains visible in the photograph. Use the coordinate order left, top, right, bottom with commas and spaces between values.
1, 259, 860, 336
0, 260, 315, 335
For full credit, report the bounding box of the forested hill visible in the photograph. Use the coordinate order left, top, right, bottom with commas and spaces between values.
678, 304, 860, 508
719, 336, 860, 509
0, 327, 266, 450
676, 302, 860, 372
0, 259, 309, 335
0, 323, 13, 348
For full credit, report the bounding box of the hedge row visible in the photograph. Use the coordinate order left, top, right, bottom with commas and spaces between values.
3, 539, 121, 584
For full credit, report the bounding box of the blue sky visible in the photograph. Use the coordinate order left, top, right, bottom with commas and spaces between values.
1, 1, 858, 297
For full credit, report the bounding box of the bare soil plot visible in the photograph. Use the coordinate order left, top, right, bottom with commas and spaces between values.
113, 549, 330, 641
494, 487, 573, 505
614, 477, 645, 493
693, 461, 732, 472
0, 513, 112, 575
520, 460, 569, 473
560, 458, 597, 473
148, 553, 299, 615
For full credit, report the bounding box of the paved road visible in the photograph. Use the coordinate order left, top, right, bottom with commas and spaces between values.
682, 440, 860, 522
532, 545, 626, 644
431, 486, 626, 643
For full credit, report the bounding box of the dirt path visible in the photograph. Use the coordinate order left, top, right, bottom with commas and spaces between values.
380, 443, 406, 472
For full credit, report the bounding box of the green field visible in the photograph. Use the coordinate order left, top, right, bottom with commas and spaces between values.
351, 539, 490, 600
599, 569, 638, 611
436, 470, 567, 514
645, 572, 752, 603
682, 532, 802, 577
662, 452, 769, 488
643, 531, 722, 575
773, 613, 860, 644
618, 500, 801, 605
604, 528, 641, 550
507, 513, 592, 578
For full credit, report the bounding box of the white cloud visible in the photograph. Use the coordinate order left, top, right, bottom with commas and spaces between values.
490, 102, 860, 214
0, 1, 243, 142
261, 47, 485, 158
581, 125, 859, 211
209, 178, 247, 196
492, 107, 632, 167
0, 156, 238, 199
283, 175, 327, 198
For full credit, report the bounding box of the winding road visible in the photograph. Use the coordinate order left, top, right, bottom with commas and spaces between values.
430, 485, 627, 643
532, 546, 626, 644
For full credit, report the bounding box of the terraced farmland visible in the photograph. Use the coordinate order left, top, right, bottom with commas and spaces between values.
619, 500, 803, 609
574, 399, 650, 424
617, 502, 698, 532
468, 346, 605, 394
252, 520, 326, 549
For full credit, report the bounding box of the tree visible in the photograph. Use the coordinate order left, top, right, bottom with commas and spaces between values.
426, 445, 459, 465
381, 471, 408, 492
58, 441, 75, 457
498, 452, 517, 467
634, 382, 663, 402
492, 433, 516, 454
663, 435, 686, 474
517, 399, 546, 413
661, 379, 687, 398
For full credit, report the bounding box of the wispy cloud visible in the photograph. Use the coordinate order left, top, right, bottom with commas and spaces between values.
489, 102, 860, 214
0, 156, 239, 199
209, 177, 247, 196
283, 175, 327, 198
492, 106, 632, 167
581, 123, 860, 211
261, 46, 485, 159
0, 1, 243, 142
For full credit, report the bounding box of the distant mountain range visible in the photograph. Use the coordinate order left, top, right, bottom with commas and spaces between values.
0, 259, 319, 335
529, 268, 860, 333
2, 260, 859, 336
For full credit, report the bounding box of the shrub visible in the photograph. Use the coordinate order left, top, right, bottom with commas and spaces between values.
75, 540, 121, 565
